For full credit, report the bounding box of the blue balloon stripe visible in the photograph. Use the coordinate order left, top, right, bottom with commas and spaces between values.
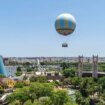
60, 18, 65, 29
68, 21, 73, 29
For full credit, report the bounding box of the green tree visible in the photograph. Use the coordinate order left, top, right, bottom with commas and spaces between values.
27, 67, 32, 72
70, 77, 82, 89
60, 62, 70, 70
98, 77, 105, 91
15, 72, 22, 76
7, 88, 29, 105
14, 82, 24, 88
63, 67, 76, 78
76, 91, 90, 105
38, 97, 51, 105
24, 100, 33, 105
50, 90, 70, 105
16, 66, 22, 76
25, 62, 30, 66
36, 76, 47, 83
0, 89, 4, 94
8, 100, 20, 105
0, 74, 5, 78
63, 78, 71, 86
17, 66, 22, 72
30, 76, 47, 83
29, 83, 53, 99
30, 76, 37, 82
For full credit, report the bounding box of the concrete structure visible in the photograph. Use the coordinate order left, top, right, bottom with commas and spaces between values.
92, 55, 98, 78
78, 56, 83, 77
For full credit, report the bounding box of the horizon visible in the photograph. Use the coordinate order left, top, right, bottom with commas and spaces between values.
3, 55, 105, 58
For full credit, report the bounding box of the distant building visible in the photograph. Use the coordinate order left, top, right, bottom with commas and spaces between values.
5, 66, 17, 77
35, 71, 63, 81
46, 72, 63, 81
4, 57, 105, 64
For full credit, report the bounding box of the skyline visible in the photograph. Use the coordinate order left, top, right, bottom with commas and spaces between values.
0, 0, 105, 57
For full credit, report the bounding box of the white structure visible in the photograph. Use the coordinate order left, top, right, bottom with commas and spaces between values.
37, 59, 45, 72
0, 93, 11, 103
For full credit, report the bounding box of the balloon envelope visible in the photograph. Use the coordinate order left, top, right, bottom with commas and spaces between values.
55, 13, 76, 36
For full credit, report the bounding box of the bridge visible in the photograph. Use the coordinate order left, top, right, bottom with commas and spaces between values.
78, 71, 105, 77
78, 55, 105, 78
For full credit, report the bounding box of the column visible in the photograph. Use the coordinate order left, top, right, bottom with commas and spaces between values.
78, 55, 83, 77
92, 55, 98, 78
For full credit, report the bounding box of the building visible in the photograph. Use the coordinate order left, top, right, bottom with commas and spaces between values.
2, 78, 16, 88
46, 72, 63, 82
5, 66, 17, 77
0, 56, 7, 77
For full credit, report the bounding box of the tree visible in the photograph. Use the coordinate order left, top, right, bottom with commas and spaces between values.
0, 74, 5, 78
50, 90, 70, 105
40, 62, 45, 65
16, 66, 22, 76
64, 102, 77, 105
25, 62, 30, 66
8, 100, 20, 105
29, 83, 53, 99
36, 76, 47, 83
17, 66, 22, 72
62, 67, 76, 78
80, 77, 94, 97
30, 76, 47, 83
38, 97, 51, 105
30, 76, 37, 82
15, 72, 22, 76
7, 87, 29, 105
27, 67, 33, 72
60, 62, 70, 70
14, 82, 24, 88
70, 77, 82, 89
63, 78, 71, 86
23, 75, 28, 80
98, 77, 105, 91
0, 89, 4, 94
76, 91, 90, 105
24, 100, 33, 105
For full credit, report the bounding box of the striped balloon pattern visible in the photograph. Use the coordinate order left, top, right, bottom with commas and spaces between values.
55, 13, 76, 36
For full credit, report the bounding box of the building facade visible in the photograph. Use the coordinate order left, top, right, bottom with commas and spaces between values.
0, 56, 7, 77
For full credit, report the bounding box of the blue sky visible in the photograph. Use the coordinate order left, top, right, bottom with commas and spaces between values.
0, 0, 105, 57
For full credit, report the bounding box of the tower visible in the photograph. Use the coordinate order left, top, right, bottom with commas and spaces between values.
0, 55, 7, 77
92, 55, 98, 78
78, 56, 83, 77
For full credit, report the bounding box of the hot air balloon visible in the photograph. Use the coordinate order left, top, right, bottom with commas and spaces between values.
55, 13, 76, 47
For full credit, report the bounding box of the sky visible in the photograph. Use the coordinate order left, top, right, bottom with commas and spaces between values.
0, 0, 105, 57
